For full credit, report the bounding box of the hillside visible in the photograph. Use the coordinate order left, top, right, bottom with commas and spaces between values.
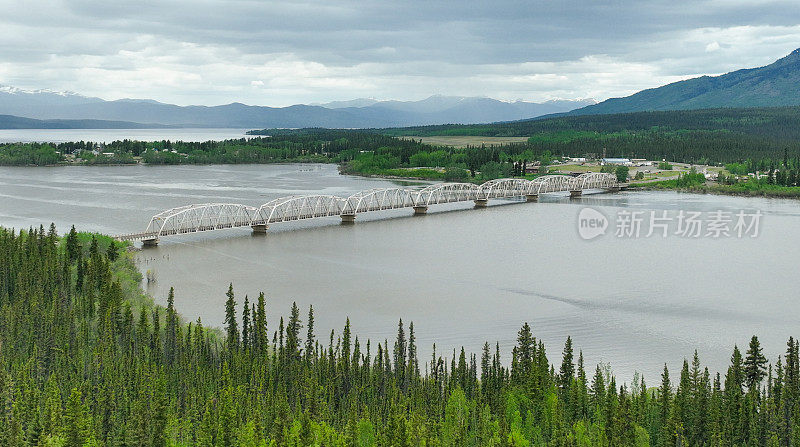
373, 106, 800, 163
382, 106, 800, 140
572, 49, 800, 115
0, 114, 170, 129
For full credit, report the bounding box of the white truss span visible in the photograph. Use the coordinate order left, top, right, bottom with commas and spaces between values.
530, 175, 576, 194
116, 173, 620, 242
253, 195, 347, 224
342, 188, 418, 215
571, 172, 618, 190
480, 178, 536, 198
142, 203, 258, 237
414, 183, 482, 206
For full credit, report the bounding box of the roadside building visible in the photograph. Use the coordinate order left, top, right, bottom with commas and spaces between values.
601, 158, 632, 166
524, 161, 542, 174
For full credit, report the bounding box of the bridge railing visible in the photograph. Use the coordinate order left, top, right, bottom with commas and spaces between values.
122, 174, 620, 241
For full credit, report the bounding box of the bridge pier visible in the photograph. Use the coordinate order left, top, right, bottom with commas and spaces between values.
569, 190, 582, 198
251, 224, 269, 234
474, 199, 488, 208
340, 214, 356, 223
413, 205, 428, 215
142, 238, 159, 247
525, 194, 539, 202
607, 186, 621, 193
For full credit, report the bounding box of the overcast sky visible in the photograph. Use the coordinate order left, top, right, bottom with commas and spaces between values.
1, 0, 799, 106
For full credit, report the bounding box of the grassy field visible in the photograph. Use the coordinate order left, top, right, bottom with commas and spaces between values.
550, 164, 598, 173
401, 136, 529, 147
641, 170, 682, 179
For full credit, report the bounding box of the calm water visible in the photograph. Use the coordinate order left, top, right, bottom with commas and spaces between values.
0, 163, 797, 383
0, 128, 252, 143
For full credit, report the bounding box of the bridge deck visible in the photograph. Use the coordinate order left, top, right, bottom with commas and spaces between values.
115, 174, 621, 242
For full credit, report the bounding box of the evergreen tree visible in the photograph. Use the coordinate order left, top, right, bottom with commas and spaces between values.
305, 305, 315, 363
224, 283, 239, 351
659, 363, 672, 446
254, 292, 267, 352
164, 286, 178, 364
394, 319, 407, 389
286, 302, 302, 362
745, 335, 768, 392
559, 336, 575, 393
242, 294, 251, 351
63, 388, 87, 447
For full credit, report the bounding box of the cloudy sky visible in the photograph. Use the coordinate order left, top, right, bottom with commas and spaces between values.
1, 0, 799, 106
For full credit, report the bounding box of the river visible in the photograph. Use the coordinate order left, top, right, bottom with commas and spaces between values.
0, 163, 797, 382
0, 128, 252, 143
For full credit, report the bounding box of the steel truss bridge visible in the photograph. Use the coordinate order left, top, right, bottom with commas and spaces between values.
116, 173, 622, 245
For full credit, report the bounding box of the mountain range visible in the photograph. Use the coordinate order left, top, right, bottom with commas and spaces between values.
570, 48, 800, 116
0, 86, 593, 129
2, 48, 800, 129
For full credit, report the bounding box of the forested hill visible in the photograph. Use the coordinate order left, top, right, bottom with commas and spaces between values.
0, 114, 169, 129
383, 106, 800, 140
378, 106, 800, 163
570, 48, 800, 115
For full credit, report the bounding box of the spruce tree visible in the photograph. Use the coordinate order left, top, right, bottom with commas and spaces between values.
305, 305, 315, 363
559, 336, 575, 393
63, 388, 87, 447
242, 294, 251, 351
254, 292, 267, 352
286, 302, 302, 362
744, 335, 768, 392
394, 319, 407, 389
224, 283, 239, 352
659, 363, 672, 446
164, 287, 177, 364
515, 322, 534, 382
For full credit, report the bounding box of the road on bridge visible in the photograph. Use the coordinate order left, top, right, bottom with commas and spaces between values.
116, 173, 623, 245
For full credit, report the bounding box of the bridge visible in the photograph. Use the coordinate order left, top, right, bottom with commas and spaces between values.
116, 173, 623, 245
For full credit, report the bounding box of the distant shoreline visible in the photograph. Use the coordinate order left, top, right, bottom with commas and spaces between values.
630, 183, 800, 200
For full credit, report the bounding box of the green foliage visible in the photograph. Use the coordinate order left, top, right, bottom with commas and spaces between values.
657, 161, 673, 170
385, 106, 800, 163
635, 170, 706, 189
615, 166, 630, 182
0, 224, 798, 446
707, 181, 800, 198
725, 162, 749, 175
0, 143, 63, 165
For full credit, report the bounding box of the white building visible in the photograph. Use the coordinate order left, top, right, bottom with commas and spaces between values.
601, 158, 632, 166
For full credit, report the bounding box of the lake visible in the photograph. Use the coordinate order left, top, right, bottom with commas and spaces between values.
0, 128, 252, 143
0, 162, 796, 383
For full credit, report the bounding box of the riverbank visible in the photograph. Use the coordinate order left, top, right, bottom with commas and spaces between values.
631, 179, 800, 199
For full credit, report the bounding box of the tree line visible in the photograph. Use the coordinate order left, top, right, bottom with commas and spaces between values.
721, 152, 800, 187
382, 106, 800, 164
0, 225, 798, 445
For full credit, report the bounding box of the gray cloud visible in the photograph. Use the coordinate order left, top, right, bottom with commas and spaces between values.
1, 0, 799, 105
